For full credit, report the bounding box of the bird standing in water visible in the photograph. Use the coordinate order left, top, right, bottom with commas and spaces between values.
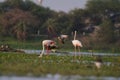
58, 34, 68, 44
39, 40, 57, 58
72, 31, 83, 58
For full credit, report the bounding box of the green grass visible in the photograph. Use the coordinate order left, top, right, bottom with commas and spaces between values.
0, 39, 118, 53
0, 52, 120, 77
0, 39, 42, 50
0, 37, 120, 53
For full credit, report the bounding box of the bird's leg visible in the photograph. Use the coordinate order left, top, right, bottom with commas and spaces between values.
39, 44, 45, 58
39, 45, 45, 58
78, 46, 81, 59
74, 46, 77, 60
39, 52, 43, 58
46, 46, 49, 55
39, 51, 45, 58
39, 50, 44, 58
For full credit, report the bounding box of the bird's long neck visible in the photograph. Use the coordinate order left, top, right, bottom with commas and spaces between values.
74, 31, 77, 40
39, 43, 45, 57
41, 43, 45, 55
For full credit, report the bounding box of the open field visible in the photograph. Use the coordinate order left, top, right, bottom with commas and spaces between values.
0, 52, 120, 77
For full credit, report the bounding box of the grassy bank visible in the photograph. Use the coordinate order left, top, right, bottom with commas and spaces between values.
0, 37, 120, 54
0, 52, 120, 77
0, 37, 74, 51
0, 37, 120, 53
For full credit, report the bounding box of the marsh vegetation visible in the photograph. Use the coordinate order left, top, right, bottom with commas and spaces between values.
0, 52, 120, 77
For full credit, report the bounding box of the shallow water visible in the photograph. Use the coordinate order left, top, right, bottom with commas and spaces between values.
22, 49, 119, 66
1, 50, 120, 80
22, 49, 120, 56
1, 74, 120, 80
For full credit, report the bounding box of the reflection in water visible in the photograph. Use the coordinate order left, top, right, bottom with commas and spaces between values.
0, 74, 120, 80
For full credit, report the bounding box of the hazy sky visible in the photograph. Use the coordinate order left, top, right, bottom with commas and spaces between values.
0, 0, 88, 12
33, 0, 88, 12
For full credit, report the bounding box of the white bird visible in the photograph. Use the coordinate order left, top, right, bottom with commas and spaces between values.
58, 34, 68, 44
39, 40, 57, 58
94, 56, 103, 69
72, 31, 83, 58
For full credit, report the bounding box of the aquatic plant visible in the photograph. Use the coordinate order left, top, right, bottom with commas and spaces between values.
0, 52, 120, 77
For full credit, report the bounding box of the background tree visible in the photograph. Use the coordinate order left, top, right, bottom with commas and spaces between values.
86, 0, 120, 25
0, 8, 39, 40
96, 19, 116, 44
29, 2, 56, 35
42, 12, 70, 37
68, 9, 88, 34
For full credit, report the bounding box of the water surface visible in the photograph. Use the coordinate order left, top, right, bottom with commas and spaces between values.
22, 49, 120, 56
1, 74, 120, 80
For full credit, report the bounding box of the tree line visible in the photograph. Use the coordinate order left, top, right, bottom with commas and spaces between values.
0, 0, 120, 51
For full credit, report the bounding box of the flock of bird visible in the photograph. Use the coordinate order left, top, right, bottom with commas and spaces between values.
39, 31, 102, 69
39, 31, 82, 58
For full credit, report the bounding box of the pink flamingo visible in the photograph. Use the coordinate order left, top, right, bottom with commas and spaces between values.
72, 31, 83, 58
58, 34, 68, 44
39, 40, 57, 58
